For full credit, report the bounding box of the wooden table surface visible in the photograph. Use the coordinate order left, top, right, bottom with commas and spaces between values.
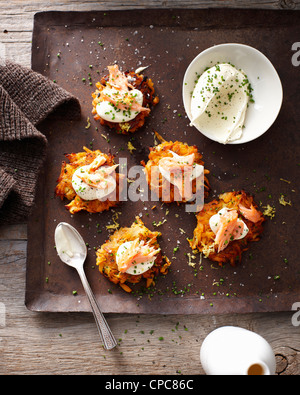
1, 0, 300, 376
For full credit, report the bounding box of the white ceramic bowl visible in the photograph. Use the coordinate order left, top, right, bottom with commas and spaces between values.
182, 43, 283, 144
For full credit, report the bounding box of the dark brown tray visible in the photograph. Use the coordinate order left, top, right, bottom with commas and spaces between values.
26, 8, 300, 314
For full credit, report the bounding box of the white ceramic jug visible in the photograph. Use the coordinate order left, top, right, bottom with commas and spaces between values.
200, 326, 276, 375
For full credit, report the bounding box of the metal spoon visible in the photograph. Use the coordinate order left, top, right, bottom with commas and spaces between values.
54, 222, 117, 350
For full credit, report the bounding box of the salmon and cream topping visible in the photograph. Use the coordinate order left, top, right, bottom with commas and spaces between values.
158, 151, 204, 200
96, 65, 150, 123
190, 63, 254, 144
72, 154, 118, 201
115, 238, 161, 275
209, 208, 249, 253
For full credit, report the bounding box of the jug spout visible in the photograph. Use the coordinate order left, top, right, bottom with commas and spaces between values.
245, 361, 271, 376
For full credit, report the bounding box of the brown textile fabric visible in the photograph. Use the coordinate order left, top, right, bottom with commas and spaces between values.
0, 59, 81, 224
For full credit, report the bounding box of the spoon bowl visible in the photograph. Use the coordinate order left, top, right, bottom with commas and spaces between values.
55, 222, 87, 268
55, 222, 117, 350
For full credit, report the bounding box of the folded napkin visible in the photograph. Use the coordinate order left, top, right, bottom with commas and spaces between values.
0, 59, 81, 224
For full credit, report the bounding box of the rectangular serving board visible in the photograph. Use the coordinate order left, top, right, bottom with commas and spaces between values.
26, 8, 300, 314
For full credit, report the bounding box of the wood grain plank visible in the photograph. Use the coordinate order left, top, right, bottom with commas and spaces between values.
0, 240, 299, 375
1, 0, 299, 11
0, 224, 27, 240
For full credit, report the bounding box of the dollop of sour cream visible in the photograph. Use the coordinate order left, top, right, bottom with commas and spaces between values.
158, 151, 204, 200
190, 63, 253, 144
159, 151, 204, 184
115, 241, 156, 275
209, 207, 249, 240
72, 156, 117, 201
96, 87, 144, 123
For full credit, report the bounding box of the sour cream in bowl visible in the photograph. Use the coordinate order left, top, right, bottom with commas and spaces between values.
183, 43, 283, 144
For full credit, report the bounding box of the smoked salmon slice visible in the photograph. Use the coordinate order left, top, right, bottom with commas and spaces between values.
103, 65, 150, 114
239, 203, 261, 223
159, 152, 195, 173
77, 155, 118, 190
100, 90, 150, 114
88, 155, 107, 171
117, 238, 160, 273
108, 64, 134, 90
158, 152, 195, 200
214, 209, 246, 253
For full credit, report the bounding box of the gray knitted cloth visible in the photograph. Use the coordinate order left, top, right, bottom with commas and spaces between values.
0, 59, 81, 224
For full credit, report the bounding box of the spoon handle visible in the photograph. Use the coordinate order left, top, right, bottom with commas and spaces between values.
76, 266, 117, 350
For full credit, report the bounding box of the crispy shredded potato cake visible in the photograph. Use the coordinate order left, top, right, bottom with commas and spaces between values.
96, 216, 171, 292
189, 191, 265, 266
92, 66, 159, 135
55, 147, 123, 214
142, 132, 210, 204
